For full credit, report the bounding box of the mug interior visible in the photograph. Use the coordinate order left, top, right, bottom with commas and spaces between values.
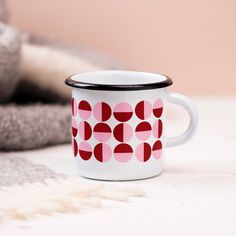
72, 71, 166, 85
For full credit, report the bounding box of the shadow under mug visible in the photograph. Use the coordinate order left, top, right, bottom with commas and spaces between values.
65, 70, 198, 181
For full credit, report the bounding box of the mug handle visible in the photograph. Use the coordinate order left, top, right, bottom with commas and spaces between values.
166, 92, 198, 147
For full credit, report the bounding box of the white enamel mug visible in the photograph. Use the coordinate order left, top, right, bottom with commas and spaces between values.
65, 70, 198, 181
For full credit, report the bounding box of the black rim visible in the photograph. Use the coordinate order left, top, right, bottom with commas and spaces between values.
65, 71, 173, 91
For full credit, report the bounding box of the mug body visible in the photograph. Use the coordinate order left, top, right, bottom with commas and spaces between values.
66, 71, 172, 181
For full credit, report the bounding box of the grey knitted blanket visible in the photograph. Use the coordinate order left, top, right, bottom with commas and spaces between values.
0, 1, 119, 151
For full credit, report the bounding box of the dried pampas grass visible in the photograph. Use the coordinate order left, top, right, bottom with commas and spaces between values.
0, 177, 145, 221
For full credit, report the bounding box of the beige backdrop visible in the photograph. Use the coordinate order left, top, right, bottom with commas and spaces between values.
7, 0, 236, 95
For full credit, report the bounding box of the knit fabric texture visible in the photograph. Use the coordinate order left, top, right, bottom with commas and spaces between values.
0, 104, 71, 150
0, 155, 64, 186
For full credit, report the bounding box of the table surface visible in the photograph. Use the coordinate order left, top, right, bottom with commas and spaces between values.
1, 97, 236, 236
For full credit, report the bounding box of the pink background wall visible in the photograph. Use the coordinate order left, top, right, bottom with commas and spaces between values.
7, 0, 236, 95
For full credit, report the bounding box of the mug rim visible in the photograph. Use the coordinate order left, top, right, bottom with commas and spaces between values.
65, 70, 173, 91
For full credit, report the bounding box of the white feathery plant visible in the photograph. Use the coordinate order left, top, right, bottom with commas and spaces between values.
0, 177, 145, 221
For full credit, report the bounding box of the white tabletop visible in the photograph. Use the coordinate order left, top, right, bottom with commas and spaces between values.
1, 97, 236, 236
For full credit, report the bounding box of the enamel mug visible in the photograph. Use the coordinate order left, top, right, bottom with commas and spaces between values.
65, 70, 198, 181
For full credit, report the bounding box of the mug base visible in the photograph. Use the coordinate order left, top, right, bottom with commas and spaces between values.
77, 169, 163, 182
